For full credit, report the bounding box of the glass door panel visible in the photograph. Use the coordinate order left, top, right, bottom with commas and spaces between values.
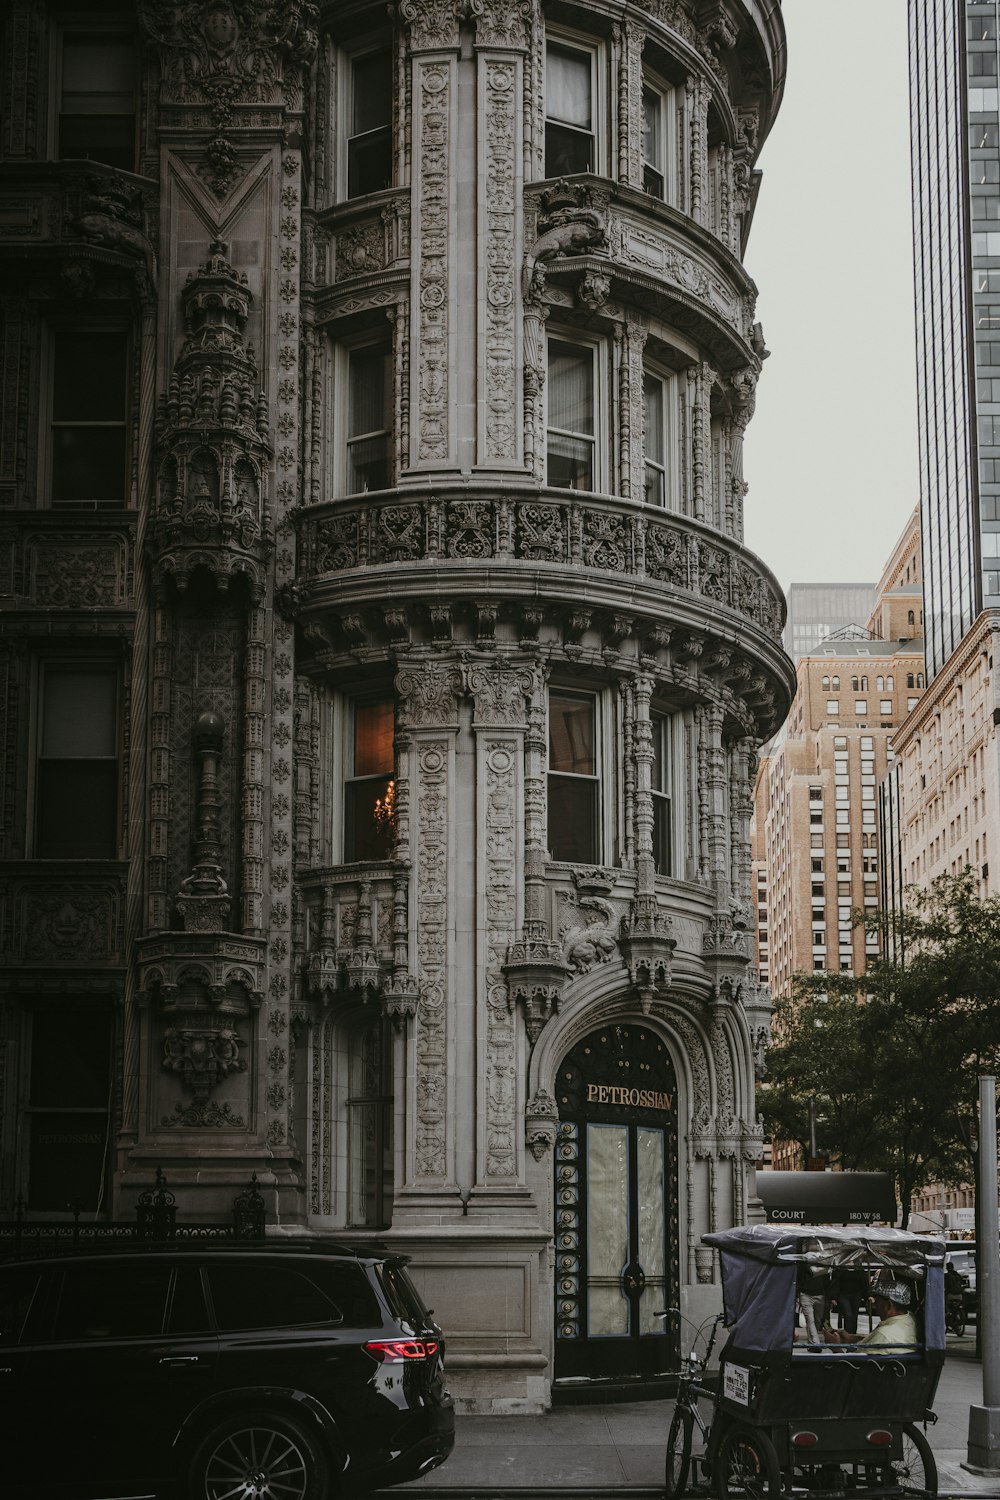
637, 1126, 667, 1334
586, 1124, 629, 1336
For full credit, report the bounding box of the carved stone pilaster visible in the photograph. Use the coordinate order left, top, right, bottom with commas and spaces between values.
480, 53, 522, 469
618, 19, 645, 189
686, 75, 710, 226
408, 55, 456, 471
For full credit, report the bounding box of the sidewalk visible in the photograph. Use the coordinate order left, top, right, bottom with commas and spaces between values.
404, 1349, 1000, 1496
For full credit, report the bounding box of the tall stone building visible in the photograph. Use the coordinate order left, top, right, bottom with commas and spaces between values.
0, 0, 792, 1407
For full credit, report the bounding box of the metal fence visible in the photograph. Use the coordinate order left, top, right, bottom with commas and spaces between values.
0, 1169, 267, 1260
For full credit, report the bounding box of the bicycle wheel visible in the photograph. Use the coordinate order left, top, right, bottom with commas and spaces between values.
713, 1424, 781, 1500
665, 1405, 693, 1500
890, 1423, 937, 1498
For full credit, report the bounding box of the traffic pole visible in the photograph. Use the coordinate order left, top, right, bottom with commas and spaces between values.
965, 1075, 1000, 1474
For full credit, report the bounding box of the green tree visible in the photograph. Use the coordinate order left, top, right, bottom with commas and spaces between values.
759, 870, 1000, 1226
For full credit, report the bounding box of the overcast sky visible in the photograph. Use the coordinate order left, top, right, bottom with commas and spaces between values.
742, 0, 918, 595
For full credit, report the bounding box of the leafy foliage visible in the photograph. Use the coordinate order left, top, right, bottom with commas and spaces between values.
759, 871, 1000, 1224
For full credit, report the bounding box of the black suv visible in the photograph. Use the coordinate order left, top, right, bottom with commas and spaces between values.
0, 1240, 454, 1499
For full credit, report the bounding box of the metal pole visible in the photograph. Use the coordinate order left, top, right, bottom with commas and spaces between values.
980, 1076, 1000, 1408
965, 1075, 1000, 1473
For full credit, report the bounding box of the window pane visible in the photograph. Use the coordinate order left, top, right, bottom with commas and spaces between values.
54, 333, 126, 422
52, 1265, 171, 1340
349, 346, 390, 438
346, 435, 390, 492
354, 700, 394, 776
169, 1267, 213, 1336
43, 671, 117, 756
51, 428, 127, 505
59, 34, 135, 169
549, 343, 594, 434
642, 88, 662, 168
36, 761, 118, 858
352, 50, 391, 135
548, 776, 597, 862
344, 776, 394, 862
30, 1006, 111, 1108
547, 44, 591, 127
643, 373, 664, 464
652, 794, 671, 874
348, 130, 392, 197
549, 694, 595, 773
206, 1267, 341, 1331
548, 432, 593, 490
545, 121, 593, 176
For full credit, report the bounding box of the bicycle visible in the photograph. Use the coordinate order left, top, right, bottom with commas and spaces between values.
660, 1309, 725, 1500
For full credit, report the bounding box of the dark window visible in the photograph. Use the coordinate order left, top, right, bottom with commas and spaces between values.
58, 30, 136, 170
51, 331, 128, 507
26, 1003, 112, 1212
643, 371, 668, 505
313, 1264, 382, 1326
547, 340, 595, 491
651, 713, 672, 875
348, 1019, 394, 1230
346, 342, 392, 493
545, 42, 594, 176
344, 698, 395, 862
36, 667, 119, 858
642, 86, 665, 198
375, 1262, 431, 1324
51, 1264, 171, 1340
548, 691, 598, 862
206, 1266, 342, 1330
0, 1270, 43, 1345
348, 48, 392, 197
168, 1267, 212, 1336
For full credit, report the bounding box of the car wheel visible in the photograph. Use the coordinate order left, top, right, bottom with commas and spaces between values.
188, 1409, 331, 1500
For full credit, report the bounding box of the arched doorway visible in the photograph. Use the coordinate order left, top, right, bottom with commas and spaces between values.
553, 1023, 680, 1384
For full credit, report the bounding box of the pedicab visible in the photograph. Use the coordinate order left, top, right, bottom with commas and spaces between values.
665, 1224, 944, 1499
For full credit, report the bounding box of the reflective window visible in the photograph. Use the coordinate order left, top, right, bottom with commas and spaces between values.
345, 698, 395, 862
547, 339, 596, 490
347, 48, 392, 197
58, 29, 136, 170
50, 331, 128, 507
36, 667, 119, 858
545, 41, 594, 175
346, 341, 392, 493
548, 691, 599, 862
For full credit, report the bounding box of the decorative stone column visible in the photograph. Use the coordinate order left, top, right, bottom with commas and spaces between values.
393, 658, 464, 1210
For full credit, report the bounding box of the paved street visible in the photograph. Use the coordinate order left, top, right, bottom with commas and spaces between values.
398, 1344, 1000, 1498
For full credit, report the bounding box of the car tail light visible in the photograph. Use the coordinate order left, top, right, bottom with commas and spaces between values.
792, 1432, 818, 1449
365, 1339, 437, 1362
867, 1430, 893, 1447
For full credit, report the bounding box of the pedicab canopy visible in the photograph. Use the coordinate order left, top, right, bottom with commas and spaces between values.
701, 1224, 946, 1356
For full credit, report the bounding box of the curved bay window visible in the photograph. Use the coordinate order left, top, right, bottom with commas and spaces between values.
344, 698, 395, 862
348, 1018, 393, 1229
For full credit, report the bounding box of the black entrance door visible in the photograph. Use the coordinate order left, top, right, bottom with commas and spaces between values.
553, 1024, 680, 1382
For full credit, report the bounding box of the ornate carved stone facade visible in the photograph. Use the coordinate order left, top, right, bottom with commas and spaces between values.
0, 0, 792, 1414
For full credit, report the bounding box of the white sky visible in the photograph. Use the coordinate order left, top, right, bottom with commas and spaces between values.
742, 0, 919, 596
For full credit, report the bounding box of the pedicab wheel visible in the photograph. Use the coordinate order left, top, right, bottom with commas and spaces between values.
713, 1424, 781, 1500
665, 1406, 693, 1500
888, 1423, 937, 1498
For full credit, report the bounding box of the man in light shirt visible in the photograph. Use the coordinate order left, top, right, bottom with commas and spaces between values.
823, 1278, 918, 1349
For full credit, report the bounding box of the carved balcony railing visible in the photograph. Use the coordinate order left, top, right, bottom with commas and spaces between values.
0, 162, 156, 293
0, 513, 137, 614
297, 865, 419, 1022
295, 486, 784, 646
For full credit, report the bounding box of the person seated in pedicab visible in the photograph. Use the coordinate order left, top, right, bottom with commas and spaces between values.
822, 1276, 918, 1348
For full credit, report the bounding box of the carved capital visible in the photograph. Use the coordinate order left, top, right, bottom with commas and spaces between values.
395, 659, 464, 729
525, 1089, 560, 1160
400, 0, 465, 51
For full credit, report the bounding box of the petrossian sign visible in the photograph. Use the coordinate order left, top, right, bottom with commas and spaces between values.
585, 1084, 674, 1110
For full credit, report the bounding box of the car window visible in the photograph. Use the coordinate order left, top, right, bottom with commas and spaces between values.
206, 1265, 343, 1331
168, 1265, 213, 1335
375, 1262, 431, 1324
50, 1263, 172, 1340
311, 1264, 381, 1327
0, 1268, 43, 1344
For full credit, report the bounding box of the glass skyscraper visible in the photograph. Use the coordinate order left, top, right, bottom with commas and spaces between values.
910, 0, 1000, 678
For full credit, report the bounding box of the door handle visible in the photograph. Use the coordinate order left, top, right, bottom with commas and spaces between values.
159, 1355, 200, 1366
